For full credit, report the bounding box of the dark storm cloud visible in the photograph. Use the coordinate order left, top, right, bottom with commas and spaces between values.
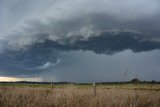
3, 12, 160, 52
1, 0, 160, 48
1, 0, 160, 81
0, 40, 62, 76
1, 30, 160, 76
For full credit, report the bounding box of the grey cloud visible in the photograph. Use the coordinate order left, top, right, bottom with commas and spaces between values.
3, 12, 160, 52
6, 30, 160, 54
1, 0, 160, 47
1, 0, 160, 81
1, 30, 160, 77
0, 42, 62, 76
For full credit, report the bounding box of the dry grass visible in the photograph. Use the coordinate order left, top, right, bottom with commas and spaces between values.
0, 84, 160, 107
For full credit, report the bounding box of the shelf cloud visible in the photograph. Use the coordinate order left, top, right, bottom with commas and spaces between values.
0, 0, 160, 81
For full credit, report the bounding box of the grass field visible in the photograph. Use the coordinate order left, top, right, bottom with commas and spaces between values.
0, 83, 160, 107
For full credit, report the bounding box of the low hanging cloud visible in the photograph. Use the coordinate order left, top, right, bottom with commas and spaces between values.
37, 58, 62, 70
4, 29, 160, 54
0, 0, 160, 79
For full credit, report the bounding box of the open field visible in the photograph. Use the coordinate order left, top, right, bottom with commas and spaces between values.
0, 84, 160, 107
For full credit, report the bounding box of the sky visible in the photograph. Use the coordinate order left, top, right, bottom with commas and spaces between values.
0, 0, 160, 82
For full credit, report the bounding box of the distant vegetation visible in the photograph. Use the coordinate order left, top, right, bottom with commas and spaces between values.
0, 78, 159, 86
